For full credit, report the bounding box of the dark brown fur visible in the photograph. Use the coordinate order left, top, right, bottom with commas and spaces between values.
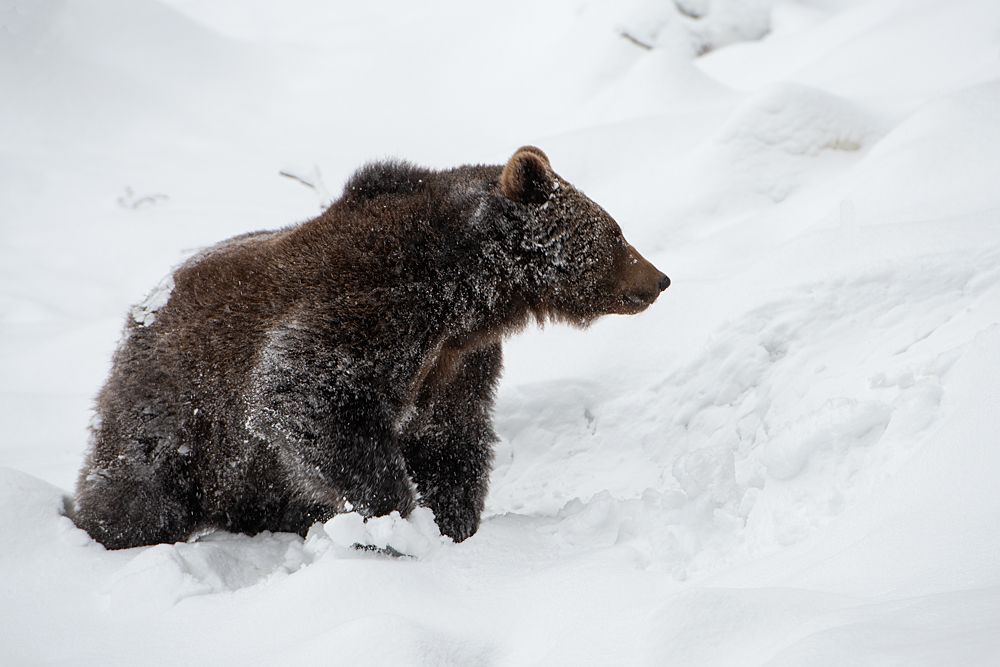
73, 147, 669, 549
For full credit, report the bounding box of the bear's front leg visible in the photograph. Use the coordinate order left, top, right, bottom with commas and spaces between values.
247, 340, 416, 532
399, 343, 502, 542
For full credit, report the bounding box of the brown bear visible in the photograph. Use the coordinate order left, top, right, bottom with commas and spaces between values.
73, 146, 669, 550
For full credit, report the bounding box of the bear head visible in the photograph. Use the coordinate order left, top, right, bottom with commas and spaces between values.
499, 146, 669, 325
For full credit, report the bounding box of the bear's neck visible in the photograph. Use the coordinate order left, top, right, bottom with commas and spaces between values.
284, 197, 536, 396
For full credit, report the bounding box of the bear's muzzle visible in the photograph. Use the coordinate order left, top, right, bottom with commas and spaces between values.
616, 243, 668, 314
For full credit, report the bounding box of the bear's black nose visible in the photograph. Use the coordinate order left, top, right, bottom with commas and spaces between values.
658, 275, 671, 292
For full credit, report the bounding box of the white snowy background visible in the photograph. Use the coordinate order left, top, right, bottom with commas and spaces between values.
2, 0, 1000, 664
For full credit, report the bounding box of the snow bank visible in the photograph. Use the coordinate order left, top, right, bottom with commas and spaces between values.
316, 508, 451, 559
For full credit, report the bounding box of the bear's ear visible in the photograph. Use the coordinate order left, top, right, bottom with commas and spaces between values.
500, 146, 554, 205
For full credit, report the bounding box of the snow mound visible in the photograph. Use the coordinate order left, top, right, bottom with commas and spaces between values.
98, 509, 454, 616
719, 83, 884, 156
844, 80, 1000, 223
313, 507, 451, 559
618, 0, 776, 56
694, 83, 887, 209
104, 531, 307, 615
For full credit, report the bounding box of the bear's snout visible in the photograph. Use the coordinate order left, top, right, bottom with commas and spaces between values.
617, 243, 668, 314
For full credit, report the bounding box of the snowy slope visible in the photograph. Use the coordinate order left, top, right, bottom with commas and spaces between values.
2, 0, 1000, 664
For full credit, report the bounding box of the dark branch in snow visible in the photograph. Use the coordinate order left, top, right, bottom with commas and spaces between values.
280, 170, 319, 191
619, 30, 653, 51
674, 1, 703, 20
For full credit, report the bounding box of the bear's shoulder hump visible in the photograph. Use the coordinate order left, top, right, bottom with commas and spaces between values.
342, 160, 432, 202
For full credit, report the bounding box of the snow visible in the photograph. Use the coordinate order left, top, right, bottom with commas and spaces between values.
130, 273, 174, 326
2, 0, 1000, 664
